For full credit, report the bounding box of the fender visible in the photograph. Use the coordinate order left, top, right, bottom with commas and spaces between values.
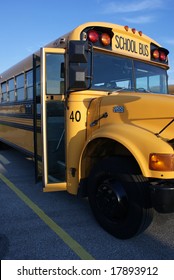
80, 123, 174, 179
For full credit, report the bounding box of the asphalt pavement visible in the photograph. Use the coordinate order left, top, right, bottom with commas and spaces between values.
0, 145, 174, 260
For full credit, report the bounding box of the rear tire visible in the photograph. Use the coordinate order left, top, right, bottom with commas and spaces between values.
88, 157, 153, 239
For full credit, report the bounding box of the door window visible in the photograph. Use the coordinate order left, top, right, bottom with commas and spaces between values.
46, 54, 64, 95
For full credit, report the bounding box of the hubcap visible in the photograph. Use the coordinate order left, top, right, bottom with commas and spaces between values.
96, 179, 129, 221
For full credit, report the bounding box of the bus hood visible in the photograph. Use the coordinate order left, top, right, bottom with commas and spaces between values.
89, 92, 174, 141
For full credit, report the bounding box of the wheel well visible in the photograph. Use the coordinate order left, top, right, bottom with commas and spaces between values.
80, 137, 141, 180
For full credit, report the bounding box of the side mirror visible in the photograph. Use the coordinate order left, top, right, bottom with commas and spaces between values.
67, 41, 93, 91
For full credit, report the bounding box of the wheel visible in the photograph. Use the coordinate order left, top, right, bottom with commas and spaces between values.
87, 157, 153, 239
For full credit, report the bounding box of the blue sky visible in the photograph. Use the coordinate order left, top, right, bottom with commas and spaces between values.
0, 0, 174, 84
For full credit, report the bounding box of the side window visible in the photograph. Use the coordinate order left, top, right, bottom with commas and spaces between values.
16, 74, 25, 101
1, 82, 7, 102
8, 78, 15, 102
36, 66, 41, 96
46, 54, 64, 95
26, 70, 33, 99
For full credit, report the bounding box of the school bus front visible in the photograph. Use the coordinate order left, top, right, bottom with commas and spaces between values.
62, 23, 174, 239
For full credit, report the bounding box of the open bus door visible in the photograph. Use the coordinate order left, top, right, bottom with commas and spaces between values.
40, 48, 67, 192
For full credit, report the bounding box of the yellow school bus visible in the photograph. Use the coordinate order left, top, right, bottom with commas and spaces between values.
0, 22, 173, 239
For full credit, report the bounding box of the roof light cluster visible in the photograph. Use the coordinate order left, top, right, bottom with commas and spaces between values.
124, 25, 143, 36
150, 43, 169, 64
87, 29, 111, 47
151, 49, 168, 62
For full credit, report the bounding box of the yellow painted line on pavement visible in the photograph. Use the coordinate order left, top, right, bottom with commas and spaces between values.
0, 173, 95, 260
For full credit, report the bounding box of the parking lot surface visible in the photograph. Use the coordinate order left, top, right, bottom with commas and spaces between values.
0, 146, 174, 260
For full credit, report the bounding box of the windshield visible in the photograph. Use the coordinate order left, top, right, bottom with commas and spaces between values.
92, 52, 168, 94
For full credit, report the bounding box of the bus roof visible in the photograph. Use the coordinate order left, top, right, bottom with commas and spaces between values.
0, 21, 162, 82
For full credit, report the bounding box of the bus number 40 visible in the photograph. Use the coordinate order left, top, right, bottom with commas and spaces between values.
69, 110, 81, 122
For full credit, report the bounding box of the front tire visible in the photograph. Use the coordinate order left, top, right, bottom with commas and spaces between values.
88, 157, 153, 239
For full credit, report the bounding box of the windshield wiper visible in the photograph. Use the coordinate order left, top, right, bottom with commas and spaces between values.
108, 87, 152, 95
108, 87, 127, 95
136, 88, 151, 93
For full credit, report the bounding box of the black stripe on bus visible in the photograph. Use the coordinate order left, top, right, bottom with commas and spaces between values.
0, 100, 34, 106
0, 113, 41, 119
0, 120, 41, 133
0, 113, 34, 119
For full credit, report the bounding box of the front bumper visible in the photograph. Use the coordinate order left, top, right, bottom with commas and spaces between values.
150, 182, 174, 213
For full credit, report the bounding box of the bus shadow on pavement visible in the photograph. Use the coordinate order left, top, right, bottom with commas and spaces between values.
0, 234, 9, 259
